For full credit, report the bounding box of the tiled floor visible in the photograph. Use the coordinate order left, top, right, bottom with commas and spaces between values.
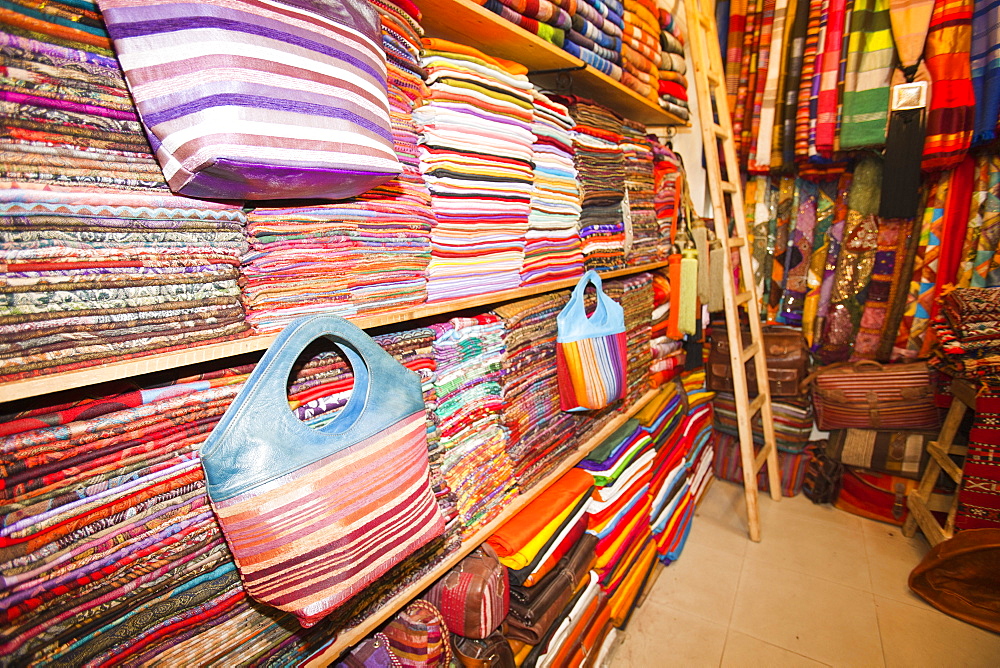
613, 479, 1000, 667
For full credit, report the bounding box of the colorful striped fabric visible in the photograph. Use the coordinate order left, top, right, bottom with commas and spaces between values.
556, 332, 629, 411
971, 0, 1000, 144
98, 0, 402, 200
814, 0, 847, 157
839, 0, 894, 149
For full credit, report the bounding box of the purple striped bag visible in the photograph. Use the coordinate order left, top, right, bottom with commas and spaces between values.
98, 0, 402, 200
200, 315, 444, 627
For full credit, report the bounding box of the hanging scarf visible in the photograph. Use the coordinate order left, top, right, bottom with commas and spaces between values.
802, 178, 838, 346
734, 0, 764, 165
971, 0, 1000, 144
922, 0, 976, 171
814, 0, 849, 157
970, 153, 1000, 287
726, 0, 750, 110
853, 215, 911, 359
746, 0, 781, 172
781, 0, 812, 166
793, 0, 824, 161
779, 179, 818, 325
768, 175, 796, 321
840, 0, 895, 149
957, 153, 989, 287
812, 172, 853, 348
880, 0, 935, 218
750, 0, 791, 172
876, 209, 925, 361
817, 158, 883, 363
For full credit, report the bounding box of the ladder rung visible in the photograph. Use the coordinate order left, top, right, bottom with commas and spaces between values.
728, 237, 747, 248
707, 71, 722, 86
741, 341, 760, 363
747, 393, 766, 416
713, 124, 730, 140
721, 181, 738, 193
735, 291, 753, 306
753, 444, 771, 475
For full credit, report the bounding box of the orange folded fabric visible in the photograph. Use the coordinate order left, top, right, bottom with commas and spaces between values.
421, 37, 529, 76
488, 468, 595, 557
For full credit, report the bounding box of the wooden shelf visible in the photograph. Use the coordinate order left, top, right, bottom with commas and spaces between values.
415, 0, 688, 127
305, 387, 663, 665
0, 262, 667, 403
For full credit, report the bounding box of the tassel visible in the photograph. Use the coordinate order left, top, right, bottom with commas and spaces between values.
708, 240, 726, 313
667, 251, 683, 339
679, 248, 699, 335
692, 225, 710, 304
879, 80, 928, 219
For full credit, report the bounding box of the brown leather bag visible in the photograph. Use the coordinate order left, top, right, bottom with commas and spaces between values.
909, 528, 1000, 634
706, 325, 809, 397
424, 544, 509, 640
452, 630, 515, 668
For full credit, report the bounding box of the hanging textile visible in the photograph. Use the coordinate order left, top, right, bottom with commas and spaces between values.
921, 0, 976, 171
793, 0, 824, 162
970, 0, 1000, 144
733, 0, 763, 164
839, 0, 894, 149
970, 153, 1000, 287
812, 172, 853, 349
853, 215, 912, 359
802, 179, 838, 346
750, 0, 790, 172
781, 0, 811, 166
779, 179, 818, 325
814, 0, 848, 157
727, 0, 750, 109
768, 176, 796, 322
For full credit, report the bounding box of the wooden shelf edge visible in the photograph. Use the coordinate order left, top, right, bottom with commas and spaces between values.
415, 0, 688, 127
0, 263, 668, 403
305, 387, 664, 665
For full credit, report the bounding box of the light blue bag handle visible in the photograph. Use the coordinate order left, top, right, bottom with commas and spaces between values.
201, 315, 425, 502
557, 270, 627, 343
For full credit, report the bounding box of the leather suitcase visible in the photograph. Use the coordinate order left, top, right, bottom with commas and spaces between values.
707, 325, 809, 397
833, 467, 918, 526
452, 630, 515, 668
424, 544, 509, 640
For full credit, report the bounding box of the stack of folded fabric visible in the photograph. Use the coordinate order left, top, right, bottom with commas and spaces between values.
565, 0, 625, 80
474, 0, 573, 48
522, 90, 586, 285
605, 273, 656, 405
712, 392, 814, 453
930, 288, 1000, 380
432, 314, 518, 534
620, 0, 663, 102
240, 0, 436, 332
0, 11, 167, 192
493, 293, 580, 491
655, 2, 690, 119
652, 139, 685, 259
553, 96, 628, 271
577, 418, 659, 628
712, 432, 814, 497
416, 40, 535, 302
619, 119, 660, 265
0, 187, 250, 384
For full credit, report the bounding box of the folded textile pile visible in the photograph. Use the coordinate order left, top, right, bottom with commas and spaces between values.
577, 418, 658, 626
552, 96, 628, 272
494, 293, 580, 491
605, 273, 655, 405
620, 0, 663, 102
619, 119, 659, 265
712, 392, 814, 453
955, 385, 1000, 531
565, 0, 625, 80
655, 2, 690, 119
713, 432, 814, 497
0, 9, 167, 192
0, 187, 250, 383
473, 0, 574, 47
652, 139, 685, 259
432, 314, 518, 534
240, 0, 435, 332
416, 39, 535, 302
931, 287, 1000, 379
522, 91, 586, 285
651, 396, 714, 563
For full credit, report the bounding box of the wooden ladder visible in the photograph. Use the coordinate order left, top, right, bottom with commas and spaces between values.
683, 0, 781, 541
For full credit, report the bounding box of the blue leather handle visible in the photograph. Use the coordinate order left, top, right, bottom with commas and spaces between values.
557, 270, 626, 342
201, 315, 426, 501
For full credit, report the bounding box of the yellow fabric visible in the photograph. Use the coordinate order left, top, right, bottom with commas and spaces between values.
634, 384, 677, 426
608, 542, 657, 626
421, 37, 529, 75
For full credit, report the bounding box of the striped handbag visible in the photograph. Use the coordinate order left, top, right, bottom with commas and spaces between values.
809, 360, 941, 431
556, 271, 628, 411
98, 0, 402, 200
200, 315, 444, 627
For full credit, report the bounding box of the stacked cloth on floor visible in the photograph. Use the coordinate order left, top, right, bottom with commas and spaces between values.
604, 273, 655, 405
0, 7, 168, 192
565, 0, 625, 80
648, 271, 688, 387
0, 187, 250, 384
239, 0, 436, 333
522, 90, 585, 285
577, 417, 662, 628
712, 392, 815, 453
472, 0, 574, 47
652, 140, 684, 259
432, 314, 517, 534
552, 96, 628, 271
656, 1, 690, 119
930, 287, 1000, 380
493, 292, 580, 491
955, 383, 1000, 531
619, 119, 659, 265
620, 0, 663, 102
416, 39, 535, 302
712, 432, 814, 497
0, 350, 457, 665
